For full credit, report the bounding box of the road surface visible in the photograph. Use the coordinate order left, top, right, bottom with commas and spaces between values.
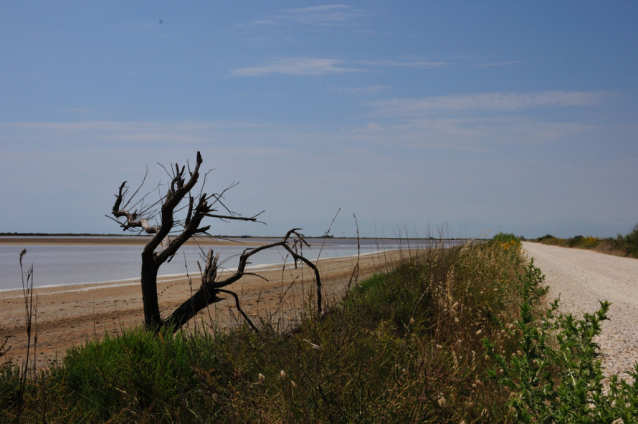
523, 242, 638, 380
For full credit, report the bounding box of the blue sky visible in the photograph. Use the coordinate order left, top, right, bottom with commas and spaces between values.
1, 1, 637, 238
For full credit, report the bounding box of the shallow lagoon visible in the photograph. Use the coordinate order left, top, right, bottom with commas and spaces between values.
0, 238, 459, 291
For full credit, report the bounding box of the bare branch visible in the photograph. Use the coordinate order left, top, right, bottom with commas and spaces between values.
205, 213, 259, 222
281, 243, 323, 315
122, 167, 149, 211
184, 195, 194, 227
216, 289, 259, 333
145, 152, 204, 257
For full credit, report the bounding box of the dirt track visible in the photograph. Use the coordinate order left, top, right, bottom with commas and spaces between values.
523, 242, 638, 380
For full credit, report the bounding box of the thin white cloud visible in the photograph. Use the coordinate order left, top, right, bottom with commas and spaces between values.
111, 21, 158, 31
234, 56, 450, 77
351, 122, 383, 133
57, 108, 94, 114
338, 85, 389, 94
283, 5, 361, 25
1, 121, 280, 145
233, 58, 357, 76
474, 61, 524, 68
345, 116, 598, 149
370, 91, 613, 116
242, 5, 362, 28
358, 60, 448, 68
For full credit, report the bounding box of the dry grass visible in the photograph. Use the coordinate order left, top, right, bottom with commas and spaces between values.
1, 239, 528, 423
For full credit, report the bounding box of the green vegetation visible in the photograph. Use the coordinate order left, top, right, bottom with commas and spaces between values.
2, 235, 638, 422
534, 222, 638, 258
492, 232, 521, 244
485, 261, 638, 422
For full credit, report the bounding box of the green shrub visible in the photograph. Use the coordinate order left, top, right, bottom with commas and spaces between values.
484, 260, 638, 423
537, 224, 637, 257
567, 235, 584, 247
622, 223, 638, 255
492, 232, 521, 244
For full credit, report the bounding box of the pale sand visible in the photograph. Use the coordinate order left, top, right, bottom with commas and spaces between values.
523, 242, 638, 381
1, 250, 407, 368
0, 236, 267, 247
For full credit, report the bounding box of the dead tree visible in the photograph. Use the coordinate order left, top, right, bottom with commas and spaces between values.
110, 151, 322, 332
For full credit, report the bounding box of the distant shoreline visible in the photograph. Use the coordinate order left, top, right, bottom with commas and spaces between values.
0, 233, 472, 241
0, 236, 267, 246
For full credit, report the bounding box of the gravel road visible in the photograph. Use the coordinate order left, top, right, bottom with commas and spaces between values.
523, 242, 638, 380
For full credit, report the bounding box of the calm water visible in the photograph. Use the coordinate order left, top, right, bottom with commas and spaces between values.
0, 238, 462, 291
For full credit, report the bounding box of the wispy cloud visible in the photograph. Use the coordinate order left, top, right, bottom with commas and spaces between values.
243, 5, 362, 28
345, 116, 598, 149
1, 121, 279, 145
111, 21, 159, 31
234, 56, 450, 77
357, 60, 448, 68
233, 58, 358, 76
57, 108, 95, 114
474, 61, 524, 68
370, 91, 613, 117
281, 5, 361, 25
351, 122, 383, 133
338, 85, 389, 94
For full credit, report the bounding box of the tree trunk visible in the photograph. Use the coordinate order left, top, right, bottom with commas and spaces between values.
164, 285, 221, 330
140, 253, 162, 329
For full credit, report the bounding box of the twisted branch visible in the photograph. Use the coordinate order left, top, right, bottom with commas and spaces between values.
163, 228, 323, 331
110, 152, 320, 332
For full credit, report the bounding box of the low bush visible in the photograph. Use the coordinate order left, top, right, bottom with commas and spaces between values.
484, 260, 638, 423
536, 223, 638, 258
492, 232, 521, 244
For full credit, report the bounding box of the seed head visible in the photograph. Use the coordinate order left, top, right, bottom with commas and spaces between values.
437, 396, 447, 408
258, 373, 265, 381
280, 370, 286, 379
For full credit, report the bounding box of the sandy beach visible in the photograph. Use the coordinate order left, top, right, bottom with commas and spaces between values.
1, 248, 405, 368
